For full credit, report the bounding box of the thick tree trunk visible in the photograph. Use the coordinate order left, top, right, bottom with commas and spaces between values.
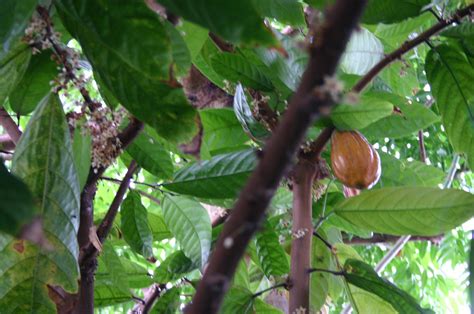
289, 160, 316, 313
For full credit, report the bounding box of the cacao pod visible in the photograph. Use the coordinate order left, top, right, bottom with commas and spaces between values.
330, 130, 381, 189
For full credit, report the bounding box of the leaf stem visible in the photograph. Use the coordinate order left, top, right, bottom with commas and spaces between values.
252, 282, 288, 298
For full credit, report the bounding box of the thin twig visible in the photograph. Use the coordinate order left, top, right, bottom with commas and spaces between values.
252, 282, 288, 299
307, 268, 344, 276
313, 231, 333, 250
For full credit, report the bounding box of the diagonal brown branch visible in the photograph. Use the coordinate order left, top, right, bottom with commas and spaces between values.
186, 1, 368, 313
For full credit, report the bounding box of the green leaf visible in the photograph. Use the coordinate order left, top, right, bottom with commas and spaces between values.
211, 52, 274, 91
233, 84, 271, 141
377, 152, 444, 188
233, 260, 251, 290
341, 28, 384, 75
0, 48, 31, 106
379, 61, 419, 97
425, 45, 474, 167
126, 132, 174, 179
121, 191, 154, 259
253, 298, 283, 313
1, 94, 80, 311
310, 229, 331, 312
162, 195, 211, 267
94, 285, 131, 308
163, 20, 191, 77
0, 161, 36, 235
343, 259, 434, 313
361, 92, 440, 139
200, 108, 250, 159
330, 93, 393, 130
72, 126, 91, 190
252, 0, 305, 26
163, 149, 257, 199
334, 187, 474, 236
441, 23, 474, 40
148, 212, 172, 241
154, 250, 195, 283
96, 242, 129, 294
193, 38, 226, 89
156, 0, 276, 45
150, 287, 181, 314
0, 0, 36, 61
362, 0, 430, 24
179, 21, 209, 60
9, 52, 58, 115
255, 221, 290, 277
221, 287, 254, 314
55, 0, 197, 142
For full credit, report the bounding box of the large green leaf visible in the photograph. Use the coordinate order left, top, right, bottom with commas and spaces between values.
426, 45, 474, 167
361, 0, 430, 24
150, 287, 181, 314
377, 152, 444, 188
163, 149, 257, 199
343, 259, 434, 313
55, 0, 197, 142
211, 52, 274, 91
156, 0, 275, 45
254, 221, 289, 277
121, 191, 154, 259
126, 132, 174, 179
0, 161, 36, 235
72, 126, 91, 190
233, 84, 270, 142
163, 20, 191, 77
162, 196, 211, 268
0, 0, 36, 61
193, 38, 226, 89
179, 21, 209, 60
0, 48, 31, 106
200, 108, 250, 159
341, 28, 384, 76
361, 92, 439, 139
94, 285, 131, 308
148, 212, 172, 241
9, 52, 58, 115
1, 94, 80, 311
154, 250, 195, 283
330, 93, 393, 130
310, 229, 331, 312
334, 187, 474, 236
221, 286, 282, 314
252, 0, 305, 26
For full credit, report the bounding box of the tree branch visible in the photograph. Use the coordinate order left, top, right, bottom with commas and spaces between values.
186, 1, 367, 313
0, 107, 22, 144
0, 134, 15, 151
289, 160, 317, 313
253, 282, 288, 299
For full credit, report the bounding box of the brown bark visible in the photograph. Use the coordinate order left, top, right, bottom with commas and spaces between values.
289, 160, 317, 313
0, 107, 21, 144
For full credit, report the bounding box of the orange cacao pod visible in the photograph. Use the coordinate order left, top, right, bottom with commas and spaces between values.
330, 130, 381, 189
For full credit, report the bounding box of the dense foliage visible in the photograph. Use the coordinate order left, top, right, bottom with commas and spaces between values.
1, 0, 474, 313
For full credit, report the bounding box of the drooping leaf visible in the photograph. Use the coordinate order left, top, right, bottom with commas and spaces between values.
253, 298, 284, 313
154, 250, 195, 283
361, 0, 431, 24
1, 94, 80, 311
150, 287, 181, 314
221, 287, 254, 314
343, 259, 434, 313
252, 0, 305, 26
379, 61, 420, 97
163, 20, 192, 77
163, 149, 257, 199
148, 212, 173, 241
156, 0, 276, 45
0, 48, 31, 106
211, 52, 274, 91
200, 108, 250, 159
126, 132, 174, 180
425, 45, 474, 167
9, 52, 57, 115
233, 84, 270, 141
341, 28, 384, 76
179, 21, 209, 60
361, 92, 440, 139
55, 0, 197, 142
96, 242, 129, 294
162, 196, 211, 268
0, 0, 36, 61
233, 260, 251, 290
377, 152, 444, 188
330, 93, 393, 130
72, 126, 91, 190
121, 191, 154, 259
255, 221, 290, 277
193, 38, 226, 89
0, 161, 36, 235
334, 187, 474, 236
310, 229, 331, 312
